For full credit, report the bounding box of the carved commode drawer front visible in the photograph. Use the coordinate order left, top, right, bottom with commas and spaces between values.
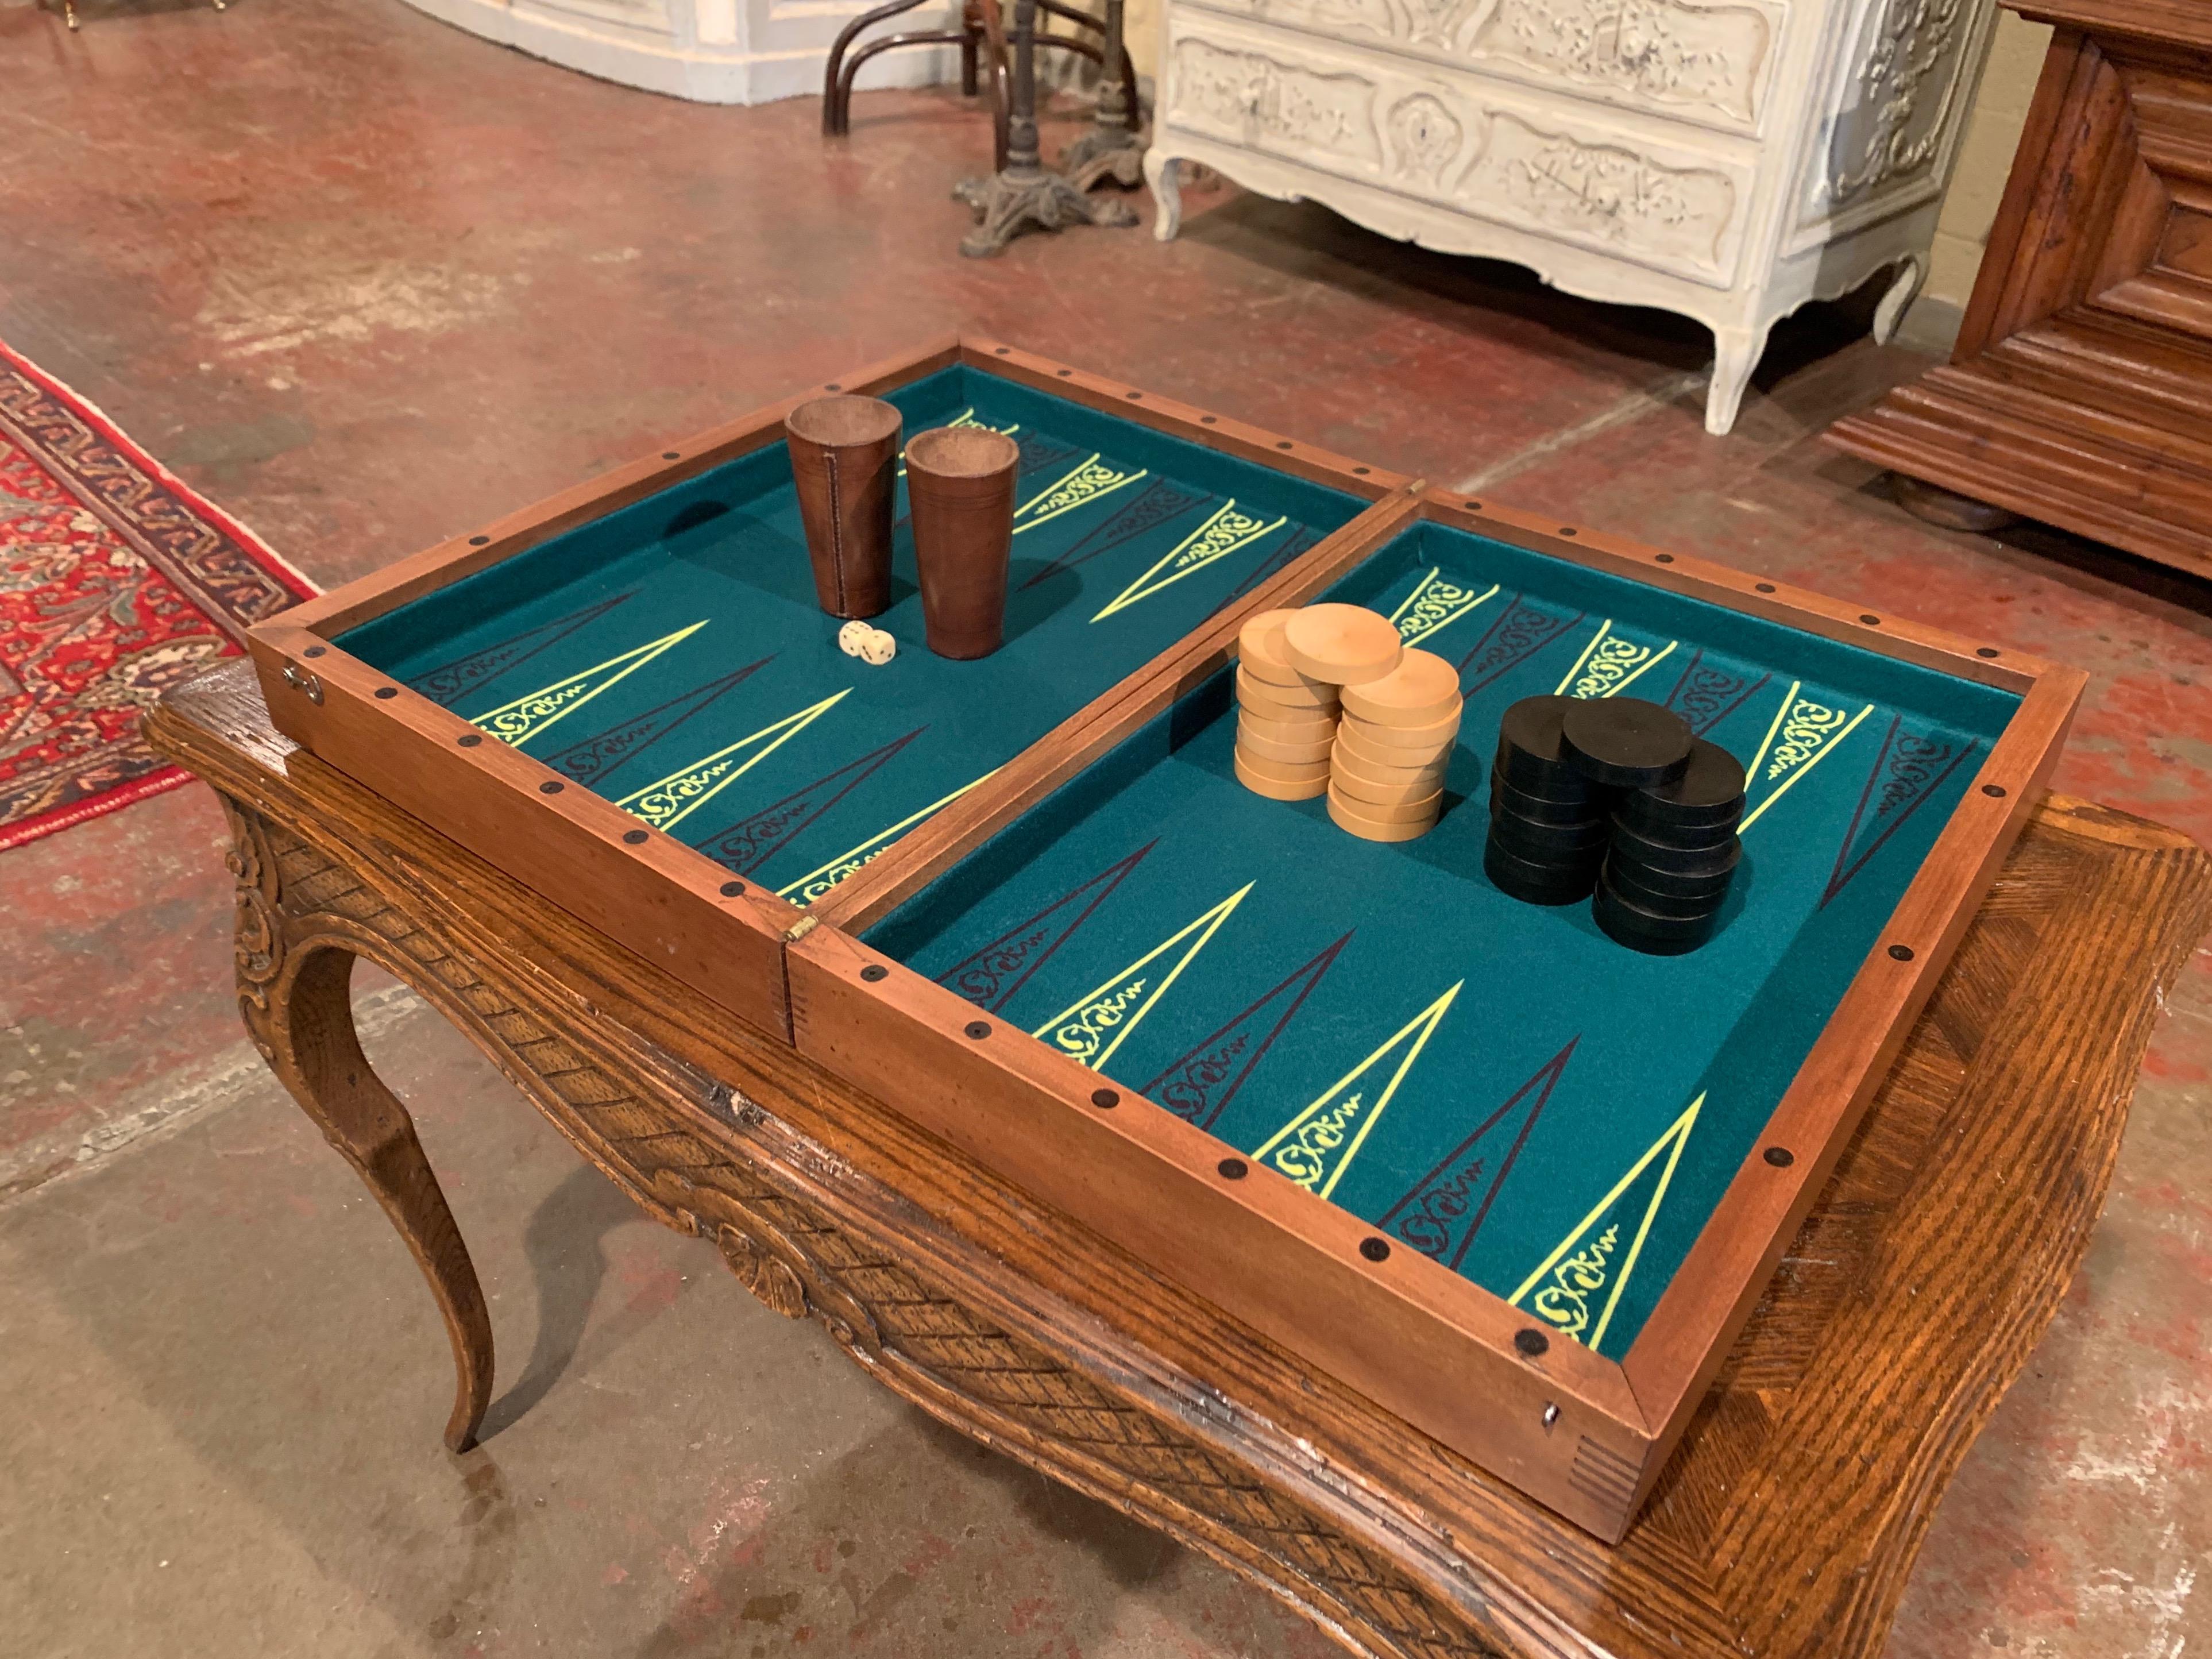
1185, 0, 1786, 138
1787, 0, 1991, 253
1161, 14, 1755, 285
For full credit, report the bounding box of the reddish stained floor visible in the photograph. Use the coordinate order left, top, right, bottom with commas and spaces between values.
1, 2, 2206, 1655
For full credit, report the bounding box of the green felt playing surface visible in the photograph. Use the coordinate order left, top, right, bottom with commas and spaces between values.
335, 364, 1364, 902
867, 519, 2020, 1359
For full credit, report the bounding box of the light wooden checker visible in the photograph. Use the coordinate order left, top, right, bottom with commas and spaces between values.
1236, 669, 1339, 715
1240, 661, 1341, 697
1241, 689, 1341, 729
1341, 649, 1461, 728
1329, 782, 1442, 824
1282, 604, 1402, 686
1237, 608, 1303, 682
1331, 740, 1446, 791
1338, 705, 1461, 752
1238, 610, 1336, 695
1236, 753, 1330, 801
1236, 745, 1334, 784
1327, 787, 1438, 842
1240, 711, 1339, 746
1335, 720, 1454, 774
1241, 726, 1338, 765
1331, 763, 1446, 808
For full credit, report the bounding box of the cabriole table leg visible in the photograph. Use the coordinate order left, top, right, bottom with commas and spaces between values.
227, 797, 496, 1454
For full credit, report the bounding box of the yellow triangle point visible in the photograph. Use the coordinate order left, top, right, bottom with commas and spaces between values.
1509, 1091, 1704, 1353
1553, 618, 1676, 700
1013, 453, 1146, 537
1091, 500, 1287, 622
1387, 568, 1499, 646
474, 620, 707, 747
1031, 882, 1254, 1071
1739, 680, 1875, 834
774, 769, 998, 906
616, 688, 849, 831
1251, 981, 1462, 1199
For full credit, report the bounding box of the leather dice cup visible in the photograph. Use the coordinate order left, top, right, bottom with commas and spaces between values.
786, 395, 902, 620
905, 425, 1018, 661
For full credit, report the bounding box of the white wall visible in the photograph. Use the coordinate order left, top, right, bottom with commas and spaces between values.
1901, 9, 2053, 348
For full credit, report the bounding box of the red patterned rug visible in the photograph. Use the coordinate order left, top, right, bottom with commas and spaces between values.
0, 338, 313, 851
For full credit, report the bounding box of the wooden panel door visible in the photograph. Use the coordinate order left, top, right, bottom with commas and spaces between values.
1827, 7, 2212, 579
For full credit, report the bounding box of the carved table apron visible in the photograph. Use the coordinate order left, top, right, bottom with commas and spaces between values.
148, 661, 2212, 1659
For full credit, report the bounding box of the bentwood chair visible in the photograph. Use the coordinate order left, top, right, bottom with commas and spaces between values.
822, 0, 1136, 174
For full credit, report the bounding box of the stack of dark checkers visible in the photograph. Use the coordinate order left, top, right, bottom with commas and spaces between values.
1485, 695, 1746, 955
1600, 734, 1747, 954
1486, 695, 1616, 902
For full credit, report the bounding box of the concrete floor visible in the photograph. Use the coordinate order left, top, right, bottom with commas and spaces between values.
1, 1, 2207, 1654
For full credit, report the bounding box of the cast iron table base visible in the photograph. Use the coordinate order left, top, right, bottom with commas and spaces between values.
955, 0, 1134, 255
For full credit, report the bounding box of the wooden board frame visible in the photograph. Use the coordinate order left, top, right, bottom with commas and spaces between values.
244, 334, 2080, 1541
784, 486, 2084, 1541
244, 337, 1418, 1041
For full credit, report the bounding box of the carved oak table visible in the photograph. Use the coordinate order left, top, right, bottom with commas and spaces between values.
148, 659, 2211, 1659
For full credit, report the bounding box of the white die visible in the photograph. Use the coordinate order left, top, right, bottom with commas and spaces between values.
858, 628, 897, 666
837, 620, 873, 658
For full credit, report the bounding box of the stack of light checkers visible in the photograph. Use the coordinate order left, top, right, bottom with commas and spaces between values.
1486, 694, 1746, 955
1234, 604, 1464, 843
1232, 607, 1349, 802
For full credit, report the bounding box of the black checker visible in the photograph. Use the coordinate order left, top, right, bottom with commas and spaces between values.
1484, 837, 1599, 905
1605, 849, 1739, 908
1488, 802, 1611, 861
1593, 877, 1720, 955
1609, 813, 1741, 874
1495, 696, 1601, 795
1490, 761, 1613, 825
1559, 698, 1693, 789
1620, 738, 1747, 837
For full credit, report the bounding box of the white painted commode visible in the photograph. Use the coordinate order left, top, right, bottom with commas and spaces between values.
1144, 0, 1999, 434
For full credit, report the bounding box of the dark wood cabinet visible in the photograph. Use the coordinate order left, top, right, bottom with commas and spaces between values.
1828, 1, 2212, 582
